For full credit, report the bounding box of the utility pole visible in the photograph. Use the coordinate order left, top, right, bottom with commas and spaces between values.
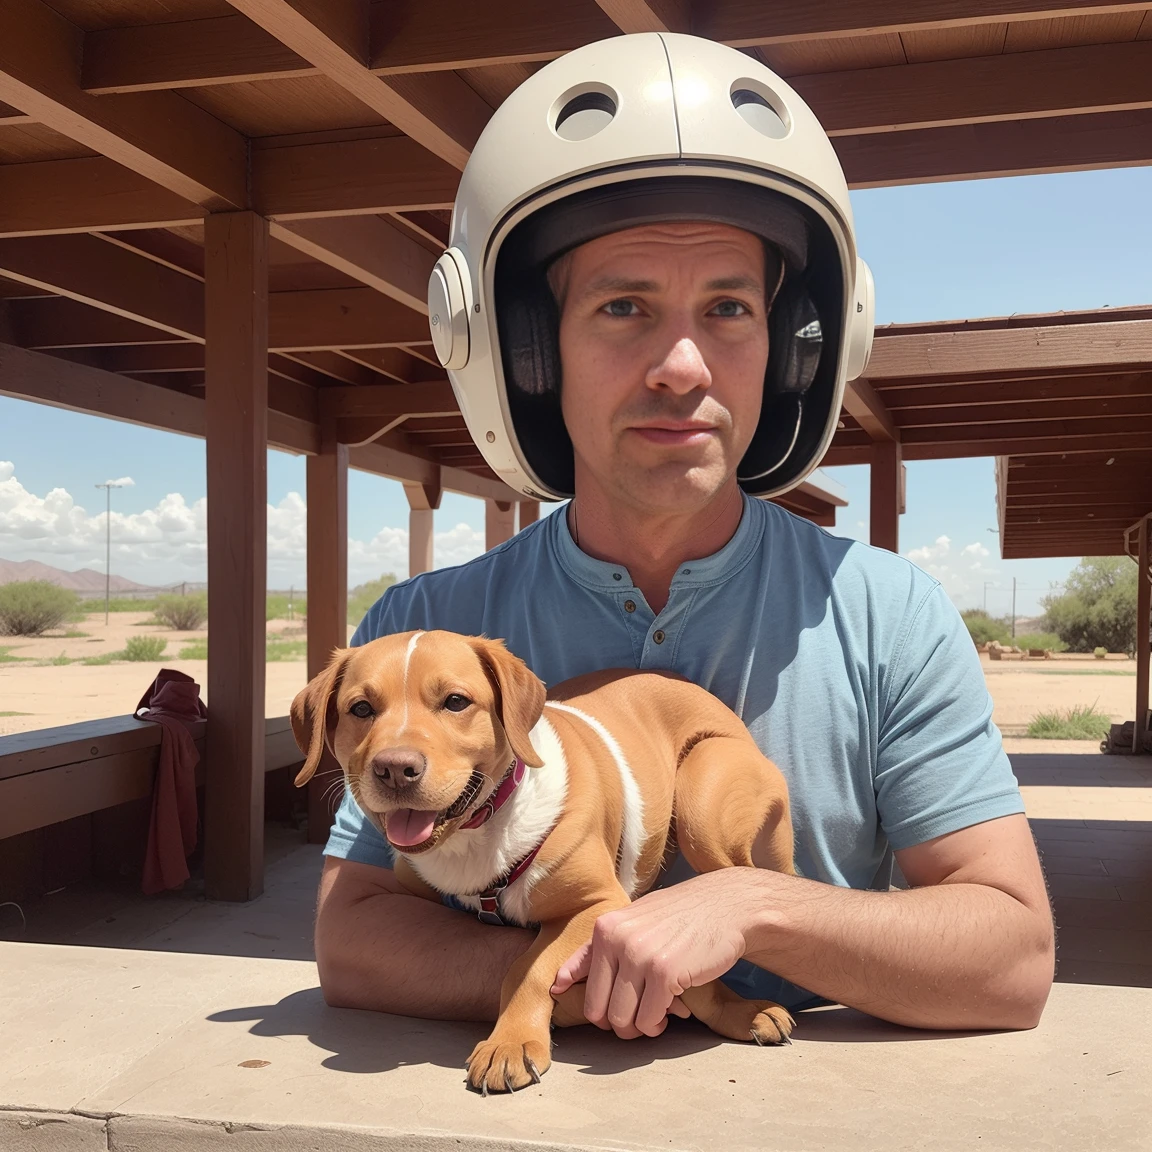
95, 479, 130, 625
983, 581, 997, 613
1011, 576, 1017, 638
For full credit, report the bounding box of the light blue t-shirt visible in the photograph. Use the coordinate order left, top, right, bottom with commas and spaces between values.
324, 494, 1023, 1011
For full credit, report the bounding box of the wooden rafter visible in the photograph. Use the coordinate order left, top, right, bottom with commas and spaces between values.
841, 377, 899, 442
0, 0, 247, 209
593, 0, 690, 34
227, 0, 492, 170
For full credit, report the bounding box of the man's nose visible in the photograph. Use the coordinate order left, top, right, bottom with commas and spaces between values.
371, 748, 427, 789
646, 336, 712, 394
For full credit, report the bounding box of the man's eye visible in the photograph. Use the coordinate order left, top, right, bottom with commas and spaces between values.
444, 694, 472, 713
711, 299, 750, 317
603, 299, 639, 317
350, 701, 374, 719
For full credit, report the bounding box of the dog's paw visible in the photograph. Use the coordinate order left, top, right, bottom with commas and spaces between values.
466, 1038, 551, 1095
749, 1003, 795, 1046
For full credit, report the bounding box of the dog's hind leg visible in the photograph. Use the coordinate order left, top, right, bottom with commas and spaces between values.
672, 735, 795, 877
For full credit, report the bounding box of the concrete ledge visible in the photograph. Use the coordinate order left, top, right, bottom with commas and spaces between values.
3, 940, 1152, 1152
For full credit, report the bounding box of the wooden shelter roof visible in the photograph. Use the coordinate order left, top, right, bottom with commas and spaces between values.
2, 1, 1151, 536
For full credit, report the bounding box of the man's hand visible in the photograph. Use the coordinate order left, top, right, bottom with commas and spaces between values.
551, 871, 752, 1038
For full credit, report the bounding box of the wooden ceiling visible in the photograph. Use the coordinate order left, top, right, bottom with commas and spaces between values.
1, 0, 1150, 534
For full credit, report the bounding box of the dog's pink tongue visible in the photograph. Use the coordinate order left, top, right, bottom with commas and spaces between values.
385, 809, 438, 847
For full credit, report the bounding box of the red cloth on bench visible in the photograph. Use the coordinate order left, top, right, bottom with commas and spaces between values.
135, 669, 207, 895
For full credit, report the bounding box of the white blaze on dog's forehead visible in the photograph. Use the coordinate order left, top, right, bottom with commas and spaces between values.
545, 702, 645, 898
400, 630, 425, 728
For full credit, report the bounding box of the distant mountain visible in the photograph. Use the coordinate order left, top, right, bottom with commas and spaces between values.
0, 557, 157, 594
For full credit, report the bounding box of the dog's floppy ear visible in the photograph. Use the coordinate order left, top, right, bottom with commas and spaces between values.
291, 648, 351, 787
469, 637, 546, 768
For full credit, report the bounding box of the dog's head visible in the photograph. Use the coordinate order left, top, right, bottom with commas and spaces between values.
291, 630, 546, 855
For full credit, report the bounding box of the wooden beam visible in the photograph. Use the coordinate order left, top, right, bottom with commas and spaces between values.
795, 40, 1152, 138
341, 346, 446, 383
253, 134, 459, 219
882, 372, 1152, 410
0, 0, 247, 209
593, 0, 690, 33
824, 431, 1152, 464
270, 216, 435, 313
349, 438, 516, 502
83, 14, 313, 93
4, 297, 187, 349
0, 235, 203, 341
306, 433, 348, 842
0, 157, 204, 238
868, 319, 1152, 380
204, 211, 268, 902
697, 1, 1152, 45
268, 288, 430, 350
319, 381, 457, 418
842, 377, 899, 442
229, 0, 491, 170
838, 108, 1152, 188
485, 499, 516, 550
404, 470, 442, 578
870, 440, 903, 552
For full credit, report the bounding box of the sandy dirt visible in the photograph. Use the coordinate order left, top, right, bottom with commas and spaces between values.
0, 615, 1145, 746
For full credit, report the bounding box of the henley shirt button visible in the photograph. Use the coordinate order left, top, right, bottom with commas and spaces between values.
612, 573, 622, 581
653, 629, 666, 644
624, 600, 636, 613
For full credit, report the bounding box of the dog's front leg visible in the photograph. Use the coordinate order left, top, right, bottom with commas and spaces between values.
466, 902, 623, 1095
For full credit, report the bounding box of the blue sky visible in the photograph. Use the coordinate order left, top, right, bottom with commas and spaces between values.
2, 165, 1150, 616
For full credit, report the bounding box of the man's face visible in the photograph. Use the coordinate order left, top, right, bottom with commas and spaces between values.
555, 221, 771, 516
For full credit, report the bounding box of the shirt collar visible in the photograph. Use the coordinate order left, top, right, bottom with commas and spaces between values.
551, 492, 765, 592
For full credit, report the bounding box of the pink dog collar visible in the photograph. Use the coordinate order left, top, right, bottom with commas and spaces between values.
459, 757, 525, 829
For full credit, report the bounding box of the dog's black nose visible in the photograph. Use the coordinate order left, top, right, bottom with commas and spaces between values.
371, 748, 427, 789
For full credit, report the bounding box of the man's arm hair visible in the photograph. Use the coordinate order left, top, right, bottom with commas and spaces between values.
741, 813, 1055, 1031
315, 857, 535, 1021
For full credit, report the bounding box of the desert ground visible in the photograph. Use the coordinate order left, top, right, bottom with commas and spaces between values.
0, 611, 1145, 757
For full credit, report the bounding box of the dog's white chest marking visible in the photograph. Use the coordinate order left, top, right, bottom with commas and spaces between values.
543, 701, 646, 898
408, 715, 568, 925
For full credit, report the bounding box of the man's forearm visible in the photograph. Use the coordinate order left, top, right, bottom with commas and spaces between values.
739, 870, 1054, 1031
317, 889, 534, 1021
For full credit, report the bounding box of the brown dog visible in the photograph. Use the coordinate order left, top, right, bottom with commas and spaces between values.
293, 629, 796, 1094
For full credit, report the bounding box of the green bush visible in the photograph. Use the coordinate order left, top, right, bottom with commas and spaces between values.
80, 596, 160, 614
152, 593, 207, 631
348, 574, 398, 628
1094, 646, 1108, 659
1027, 703, 1112, 741
1041, 558, 1138, 655
178, 639, 208, 660
1014, 632, 1068, 653
267, 591, 306, 621
123, 635, 167, 662
961, 609, 1011, 646
0, 581, 80, 637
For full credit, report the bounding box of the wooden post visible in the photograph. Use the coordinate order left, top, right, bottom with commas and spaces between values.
1136, 516, 1151, 755
485, 499, 516, 551
519, 500, 540, 528
204, 211, 268, 902
870, 441, 903, 553
404, 475, 442, 578
305, 428, 348, 844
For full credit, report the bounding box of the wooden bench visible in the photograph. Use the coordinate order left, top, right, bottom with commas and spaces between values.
0, 715, 303, 841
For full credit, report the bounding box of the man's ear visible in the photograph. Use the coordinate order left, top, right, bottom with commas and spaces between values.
469, 637, 546, 768
291, 648, 351, 787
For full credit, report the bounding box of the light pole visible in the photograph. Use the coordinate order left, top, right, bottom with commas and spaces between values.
983, 581, 997, 613
95, 479, 131, 625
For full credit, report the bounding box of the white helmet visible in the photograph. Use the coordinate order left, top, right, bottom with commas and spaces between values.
427, 33, 875, 501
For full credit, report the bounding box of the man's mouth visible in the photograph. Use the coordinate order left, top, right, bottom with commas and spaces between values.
631, 422, 717, 446
382, 769, 488, 851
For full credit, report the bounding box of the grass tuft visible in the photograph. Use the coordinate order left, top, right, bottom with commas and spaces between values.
1026, 703, 1112, 741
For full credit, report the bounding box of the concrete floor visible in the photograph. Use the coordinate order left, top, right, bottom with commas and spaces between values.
2, 750, 1150, 1150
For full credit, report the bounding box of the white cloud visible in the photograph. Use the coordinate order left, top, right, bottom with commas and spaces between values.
0, 462, 487, 590
904, 535, 999, 609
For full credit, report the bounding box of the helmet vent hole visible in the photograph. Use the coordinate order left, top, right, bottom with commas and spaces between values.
732, 88, 788, 139
554, 91, 617, 141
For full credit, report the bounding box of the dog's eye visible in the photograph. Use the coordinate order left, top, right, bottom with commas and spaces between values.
443, 694, 472, 713
349, 700, 374, 719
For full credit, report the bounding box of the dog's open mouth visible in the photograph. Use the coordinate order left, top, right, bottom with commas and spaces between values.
383, 769, 488, 851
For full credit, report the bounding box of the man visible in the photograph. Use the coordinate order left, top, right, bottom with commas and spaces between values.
315, 33, 1054, 1042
